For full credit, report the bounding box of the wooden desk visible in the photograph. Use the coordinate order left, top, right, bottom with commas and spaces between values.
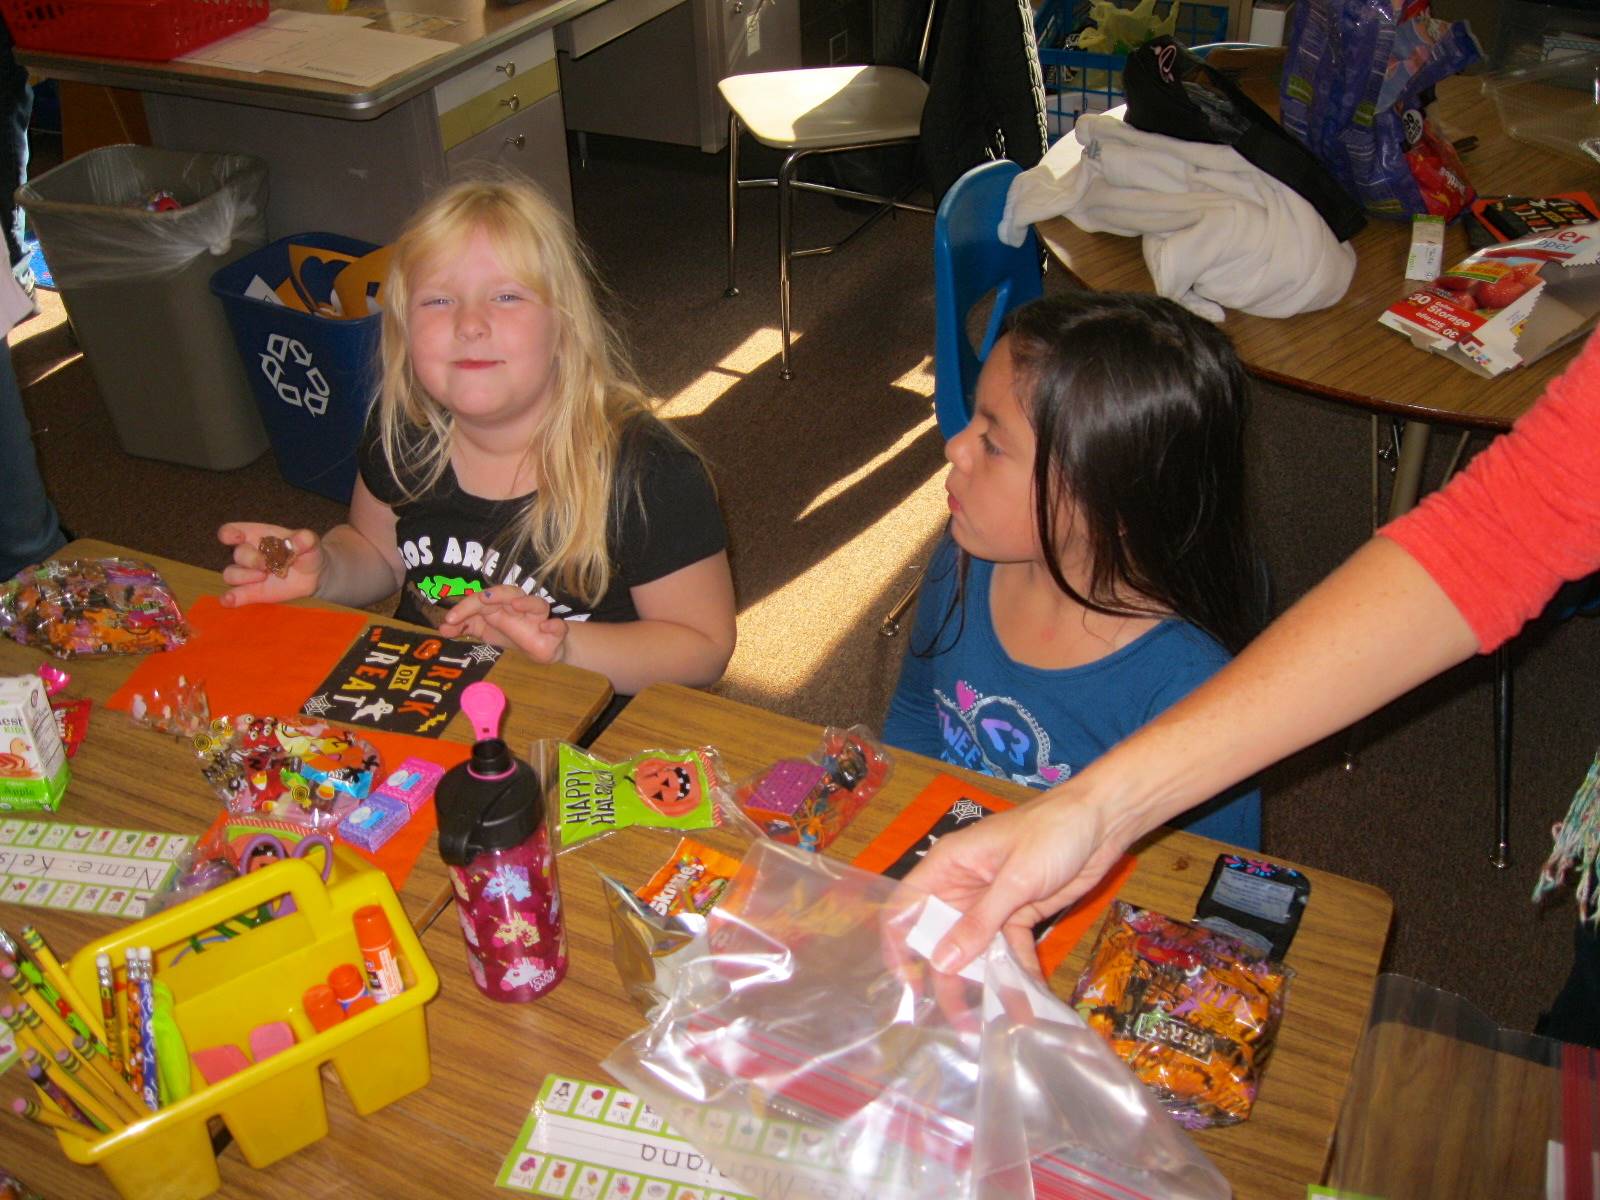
0, 538, 612, 938
1036, 72, 1588, 516
1325, 1020, 1560, 1200
17, 0, 797, 241
4, 680, 1388, 1198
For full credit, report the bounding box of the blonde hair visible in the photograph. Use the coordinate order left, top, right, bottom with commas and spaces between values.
374, 174, 662, 606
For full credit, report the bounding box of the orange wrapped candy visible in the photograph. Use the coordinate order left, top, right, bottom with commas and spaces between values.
1071, 900, 1292, 1129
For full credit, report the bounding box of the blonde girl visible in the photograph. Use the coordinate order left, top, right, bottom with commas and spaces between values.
219, 177, 735, 695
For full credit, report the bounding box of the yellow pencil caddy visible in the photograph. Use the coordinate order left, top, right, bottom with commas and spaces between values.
57, 850, 439, 1200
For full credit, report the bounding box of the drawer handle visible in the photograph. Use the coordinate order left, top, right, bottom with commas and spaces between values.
496, 62, 516, 78
505, 134, 527, 149
501, 94, 521, 111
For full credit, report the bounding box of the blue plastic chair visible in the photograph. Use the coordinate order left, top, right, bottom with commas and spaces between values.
931, 158, 1044, 439
883, 158, 1044, 635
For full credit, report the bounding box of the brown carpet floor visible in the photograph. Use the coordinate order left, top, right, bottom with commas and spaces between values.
15, 131, 1600, 1035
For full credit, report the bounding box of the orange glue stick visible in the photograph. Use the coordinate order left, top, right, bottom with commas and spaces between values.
354, 906, 406, 1003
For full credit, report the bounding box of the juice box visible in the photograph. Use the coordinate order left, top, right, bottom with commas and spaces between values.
0, 674, 70, 811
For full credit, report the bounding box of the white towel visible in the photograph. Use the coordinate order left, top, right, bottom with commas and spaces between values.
1000, 109, 1356, 321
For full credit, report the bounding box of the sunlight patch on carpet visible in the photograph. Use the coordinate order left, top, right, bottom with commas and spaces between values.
892, 355, 935, 396
796, 413, 937, 521
722, 472, 947, 695
655, 327, 794, 418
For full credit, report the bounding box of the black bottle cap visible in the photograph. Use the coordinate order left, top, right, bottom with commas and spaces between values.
435, 746, 543, 867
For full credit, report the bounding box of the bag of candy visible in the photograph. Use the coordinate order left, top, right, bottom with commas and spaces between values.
1279, 0, 1480, 219
1071, 900, 1293, 1129
0, 557, 188, 658
601, 837, 747, 1019
191, 713, 381, 829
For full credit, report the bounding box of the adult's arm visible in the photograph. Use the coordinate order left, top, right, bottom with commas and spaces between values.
916, 537, 1476, 969
912, 327, 1600, 972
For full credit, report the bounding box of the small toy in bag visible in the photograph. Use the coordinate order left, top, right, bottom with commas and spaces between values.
553, 743, 729, 850
128, 674, 211, 738
1071, 900, 1292, 1129
0, 557, 188, 658
736, 725, 891, 851
192, 714, 380, 827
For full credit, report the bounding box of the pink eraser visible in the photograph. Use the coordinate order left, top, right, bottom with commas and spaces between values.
249, 1021, 296, 1062
192, 1044, 250, 1084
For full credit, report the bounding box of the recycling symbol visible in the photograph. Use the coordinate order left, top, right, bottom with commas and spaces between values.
259, 333, 331, 416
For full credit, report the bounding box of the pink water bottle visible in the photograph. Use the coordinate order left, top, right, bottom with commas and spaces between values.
436, 682, 567, 1002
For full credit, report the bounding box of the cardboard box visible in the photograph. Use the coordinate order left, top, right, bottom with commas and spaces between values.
1379, 220, 1600, 377
0, 674, 71, 812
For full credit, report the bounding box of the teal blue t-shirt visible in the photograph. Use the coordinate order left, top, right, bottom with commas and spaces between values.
882, 538, 1260, 848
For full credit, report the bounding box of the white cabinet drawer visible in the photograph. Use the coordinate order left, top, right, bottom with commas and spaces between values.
555, 0, 684, 59
434, 29, 555, 114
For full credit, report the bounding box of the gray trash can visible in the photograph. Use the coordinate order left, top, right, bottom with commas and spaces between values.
18, 145, 271, 470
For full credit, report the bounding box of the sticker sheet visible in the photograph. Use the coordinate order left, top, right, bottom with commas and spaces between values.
0, 820, 192, 919
497, 1074, 755, 1200
302, 623, 502, 737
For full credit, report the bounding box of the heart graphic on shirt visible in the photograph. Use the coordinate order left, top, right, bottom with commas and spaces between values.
955, 680, 978, 711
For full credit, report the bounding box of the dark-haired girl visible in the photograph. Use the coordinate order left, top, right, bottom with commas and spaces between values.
882, 291, 1262, 847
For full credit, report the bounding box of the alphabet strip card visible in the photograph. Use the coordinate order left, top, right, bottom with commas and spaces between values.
0, 819, 192, 920
497, 1075, 755, 1200
301, 624, 502, 738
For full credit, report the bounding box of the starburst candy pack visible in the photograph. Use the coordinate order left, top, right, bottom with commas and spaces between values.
1071, 901, 1292, 1129
553, 744, 728, 851
0, 557, 188, 658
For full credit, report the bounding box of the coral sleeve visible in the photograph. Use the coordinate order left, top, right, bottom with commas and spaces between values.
1380, 329, 1600, 653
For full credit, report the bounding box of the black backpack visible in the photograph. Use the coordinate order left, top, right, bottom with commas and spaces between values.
1122, 38, 1367, 242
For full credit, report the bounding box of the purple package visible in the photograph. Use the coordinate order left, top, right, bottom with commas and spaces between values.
337, 794, 411, 852
373, 756, 446, 815
745, 759, 826, 817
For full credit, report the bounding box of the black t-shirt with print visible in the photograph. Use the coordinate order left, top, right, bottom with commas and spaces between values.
357, 416, 727, 629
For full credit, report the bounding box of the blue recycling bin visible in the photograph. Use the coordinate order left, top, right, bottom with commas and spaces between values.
211, 233, 384, 503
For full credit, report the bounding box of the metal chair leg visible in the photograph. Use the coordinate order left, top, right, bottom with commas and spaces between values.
1492, 644, 1512, 869
724, 112, 740, 299
777, 150, 803, 381
881, 565, 925, 637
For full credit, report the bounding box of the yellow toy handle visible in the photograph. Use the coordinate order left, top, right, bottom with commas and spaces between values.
69, 858, 334, 984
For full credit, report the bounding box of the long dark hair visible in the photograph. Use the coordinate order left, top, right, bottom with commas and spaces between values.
925, 291, 1262, 656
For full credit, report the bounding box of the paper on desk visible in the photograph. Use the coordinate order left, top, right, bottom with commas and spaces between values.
179, 10, 452, 88
178, 10, 370, 71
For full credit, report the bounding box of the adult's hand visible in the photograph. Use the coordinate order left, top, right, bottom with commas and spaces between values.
905, 785, 1134, 975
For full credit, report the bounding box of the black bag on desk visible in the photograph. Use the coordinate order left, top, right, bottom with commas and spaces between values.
1122, 38, 1367, 242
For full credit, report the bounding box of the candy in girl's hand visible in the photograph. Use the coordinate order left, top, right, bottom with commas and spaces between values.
257, 536, 295, 578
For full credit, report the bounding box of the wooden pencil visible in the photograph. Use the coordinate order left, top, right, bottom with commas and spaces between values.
20, 926, 108, 1044
49, 1048, 125, 1132
11, 1095, 96, 1138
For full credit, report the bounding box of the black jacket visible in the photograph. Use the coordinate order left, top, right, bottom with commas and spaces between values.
917, 0, 1048, 202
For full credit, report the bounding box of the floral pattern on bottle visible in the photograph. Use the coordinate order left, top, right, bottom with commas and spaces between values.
447, 823, 567, 1002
